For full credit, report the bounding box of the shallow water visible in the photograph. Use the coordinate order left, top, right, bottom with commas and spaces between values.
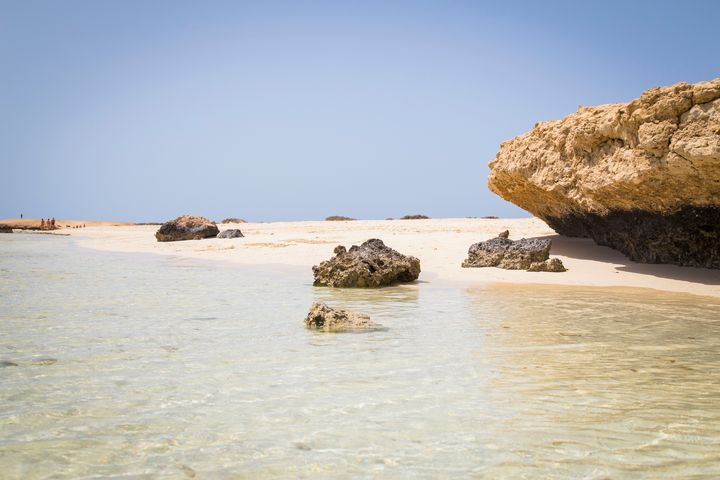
1, 234, 720, 479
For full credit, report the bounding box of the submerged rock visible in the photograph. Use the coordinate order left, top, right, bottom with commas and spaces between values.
218, 229, 244, 238
304, 302, 380, 332
0, 225, 12, 233
488, 77, 720, 268
312, 238, 421, 287
0, 360, 18, 367
155, 215, 219, 242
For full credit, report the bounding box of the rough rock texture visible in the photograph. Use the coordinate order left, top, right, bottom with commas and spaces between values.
488, 77, 720, 268
218, 229, 244, 238
0, 225, 13, 233
312, 239, 421, 287
527, 258, 567, 272
304, 302, 380, 332
462, 236, 552, 270
325, 216, 356, 221
155, 215, 219, 242
400, 214, 430, 220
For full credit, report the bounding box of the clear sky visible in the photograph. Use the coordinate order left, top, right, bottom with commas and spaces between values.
1, 0, 718, 222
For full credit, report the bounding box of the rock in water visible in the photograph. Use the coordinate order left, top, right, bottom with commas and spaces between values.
312, 239, 421, 287
218, 229, 244, 238
462, 236, 554, 270
304, 302, 380, 332
488, 77, 720, 268
0, 225, 12, 233
155, 215, 219, 242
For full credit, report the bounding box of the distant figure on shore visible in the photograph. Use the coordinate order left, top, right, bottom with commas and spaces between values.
20, 214, 22, 219
50, 218, 56, 229
40, 218, 45, 229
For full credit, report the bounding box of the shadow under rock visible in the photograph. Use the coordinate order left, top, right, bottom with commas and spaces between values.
546, 235, 720, 286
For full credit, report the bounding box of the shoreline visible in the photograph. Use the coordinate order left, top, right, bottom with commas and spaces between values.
4, 217, 719, 298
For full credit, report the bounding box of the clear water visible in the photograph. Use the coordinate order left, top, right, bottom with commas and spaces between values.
2, 234, 720, 479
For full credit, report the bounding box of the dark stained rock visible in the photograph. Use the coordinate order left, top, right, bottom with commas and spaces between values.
155, 215, 219, 242
0, 225, 13, 233
400, 214, 430, 220
304, 302, 380, 332
0, 360, 18, 367
312, 238, 421, 287
325, 216, 356, 221
218, 229, 244, 238
546, 206, 720, 268
462, 234, 564, 272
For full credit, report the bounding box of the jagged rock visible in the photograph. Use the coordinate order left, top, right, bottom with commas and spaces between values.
155, 215, 219, 242
400, 214, 430, 220
497, 230, 509, 239
325, 215, 356, 221
488, 77, 720, 268
220, 218, 246, 224
0, 225, 13, 233
527, 258, 567, 272
304, 302, 380, 332
218, 229, 244, 238
462, 236, 560, 271
312, 238, 421, 287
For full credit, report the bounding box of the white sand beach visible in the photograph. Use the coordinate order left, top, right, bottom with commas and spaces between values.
21, 217, 719, 298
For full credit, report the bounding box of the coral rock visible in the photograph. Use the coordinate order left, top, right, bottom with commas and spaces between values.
155, 215, 219, 242
312, 239, 421, 287
217, 229, 244, 238
304, 302, 380, 332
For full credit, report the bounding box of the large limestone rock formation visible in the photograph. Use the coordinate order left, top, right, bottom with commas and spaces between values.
155, 215, 219, 242
488, 77, 720, 268
304, 302, 380, 332
312, 239, 421, 287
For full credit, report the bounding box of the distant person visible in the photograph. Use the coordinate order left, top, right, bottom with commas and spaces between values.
40, 218, 45, 229
20, 214, 23, 219
50, 218, 56, 229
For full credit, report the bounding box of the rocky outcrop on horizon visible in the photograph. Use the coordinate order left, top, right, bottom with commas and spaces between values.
488, 77, 720, 269
312, 239, 421, 287
304, 302, 381, 332
217, 229, 244, 238
462, 232, 566, 271
325, 216, 356, 221
220, 218, 246, 224
155, 215, 219, 242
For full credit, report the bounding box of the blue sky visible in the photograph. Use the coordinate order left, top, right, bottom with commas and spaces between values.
1, 0, 718, 221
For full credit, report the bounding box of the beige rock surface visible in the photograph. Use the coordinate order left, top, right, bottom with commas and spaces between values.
488, 77, 720, 268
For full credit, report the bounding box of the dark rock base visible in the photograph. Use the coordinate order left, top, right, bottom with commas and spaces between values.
545, 206, 720, 269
